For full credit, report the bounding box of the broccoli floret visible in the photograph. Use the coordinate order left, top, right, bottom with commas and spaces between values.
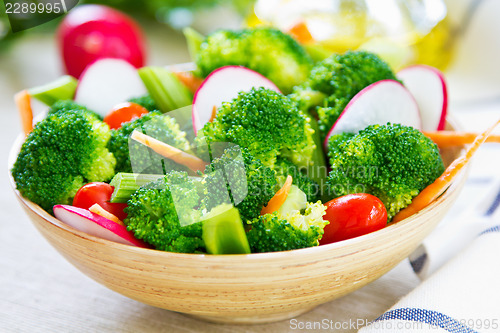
292, 51, 399, 136
124, 171, 205, 253
128, 95, 158, 111
196, 27, 313, 94
12, 110, 116, 213
246, 200, 328, 253
200, 87, 316, 170
47, 100, 102, 120
326, 123, 445, 220
108, 111, 191, 173
203, 146, 277, 221
274, 157, 320, 202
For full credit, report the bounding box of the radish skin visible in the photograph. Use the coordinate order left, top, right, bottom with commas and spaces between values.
54, 205, 149, 247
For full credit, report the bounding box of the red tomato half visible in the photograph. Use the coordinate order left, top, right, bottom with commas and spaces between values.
320, 193, 387, 244
104, 102, 148, 129
73, 182, 128, 221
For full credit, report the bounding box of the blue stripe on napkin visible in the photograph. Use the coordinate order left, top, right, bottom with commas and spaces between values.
409, 253, 427, 274
479, 225, 500, 235
374, 308, 478, 333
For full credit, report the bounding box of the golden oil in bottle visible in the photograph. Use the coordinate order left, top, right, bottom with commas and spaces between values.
250, 0, 455, 71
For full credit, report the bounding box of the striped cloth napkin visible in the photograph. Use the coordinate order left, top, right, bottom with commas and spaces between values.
409, 180, 500, 279
359, 225, 500, 333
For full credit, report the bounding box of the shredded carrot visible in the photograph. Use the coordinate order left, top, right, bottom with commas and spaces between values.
393, 119, 500, 222
15, 90, 33, 136
424, 131, 500, 148
174, 71, 204, 93
261, 175, 293, 215
89, 203, 125, 226
131, 130, 208, 172
288, 21, 314, 44
209, 105, 217, 123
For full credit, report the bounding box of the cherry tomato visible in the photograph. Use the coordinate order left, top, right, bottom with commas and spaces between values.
73, 182, 128, 221
320, 193, 387, 244
103, 102, 149, 129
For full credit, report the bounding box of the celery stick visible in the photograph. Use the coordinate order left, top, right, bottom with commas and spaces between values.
202, 204, 251, 255
138, 67, 193, 113
183, 27, 204, 62
110, 173, 164, 203
29, 75, 78, 106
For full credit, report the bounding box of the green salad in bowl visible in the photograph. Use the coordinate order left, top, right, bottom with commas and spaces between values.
11, 18, 484, 255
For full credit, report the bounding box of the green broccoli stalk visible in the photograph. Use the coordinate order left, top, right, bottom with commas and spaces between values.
326, 123, 445, 220
124, 171, 205, 253
195, 27, 313, 94
201, 203, 250, 255
292, 51, 399, 137
107, 111, 191, 174
199, 87, 316, 170
203, 146, 277, 221
246, 186, 328, 253
12, 108, 116, 214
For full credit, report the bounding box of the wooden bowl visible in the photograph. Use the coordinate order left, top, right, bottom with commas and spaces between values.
8, 125, 466, 324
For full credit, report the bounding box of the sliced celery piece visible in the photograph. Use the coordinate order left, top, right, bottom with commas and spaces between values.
138, 66, 193, 114
110, 173, 164, 203
183, 27, 204, 62
29, 75, 78, 106
202, 204, 251, 255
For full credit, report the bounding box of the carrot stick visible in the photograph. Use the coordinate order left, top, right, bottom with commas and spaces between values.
424, 131, 500, 148
131, 130, 208, 172
89, 203, 125, 226
209, 105, 217, 123
393, 119, 500, 222
261, 175, 293, 215
15, 90, 33, 136
288, 21, 314, 44
173, 71, 204, 93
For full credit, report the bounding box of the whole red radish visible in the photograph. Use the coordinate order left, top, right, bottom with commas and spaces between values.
58, 4, 146, 78
320, 193, 387, 244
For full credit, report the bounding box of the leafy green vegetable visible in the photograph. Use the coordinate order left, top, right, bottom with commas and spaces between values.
246, 199, 328, 253
107, 111, 190, 174
199, 87, 316, 170
326, 123, 445, 220
127, 95, 158, 111
12, 108, 116, 214
292, 51, 399, 136
203, 145, 277, 221
195, 27, 313, 94
124, 171, 205, 253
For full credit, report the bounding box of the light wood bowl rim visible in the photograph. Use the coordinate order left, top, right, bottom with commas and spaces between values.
8, 130, 466, 262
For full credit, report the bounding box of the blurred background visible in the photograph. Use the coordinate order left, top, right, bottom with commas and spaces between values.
1, 0, 500, 102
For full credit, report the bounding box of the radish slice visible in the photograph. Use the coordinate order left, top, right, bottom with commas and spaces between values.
397, 65, 448, 131
53, 205, 149, 248
192, 66, 281, 134
324, 80, 421, 149
75, 58, 147, 117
